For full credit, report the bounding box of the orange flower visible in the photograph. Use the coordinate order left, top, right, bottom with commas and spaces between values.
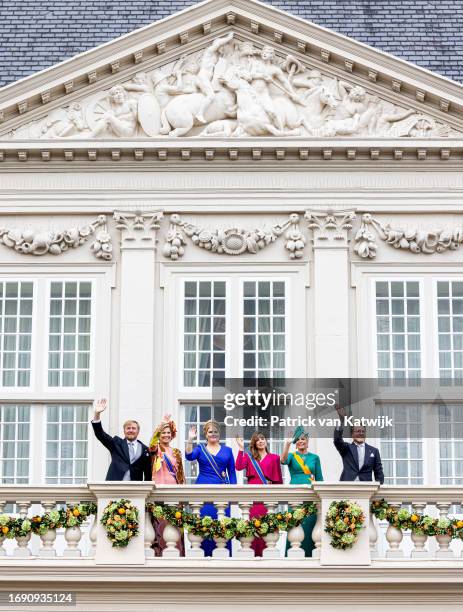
343, 517, 350, 524
118, 507, 126, 515
175, 511, 182, 519
411, 514, 419, 523
72, 509, 80, 517
254, 520, 261, 528
1, 526, 9, 534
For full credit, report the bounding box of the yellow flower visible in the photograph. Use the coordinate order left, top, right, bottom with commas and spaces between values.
411, 514, 419, 523
118, 507, 126, 515
72, 509, 80, 517
1, 526, 9, 534
254, 520, 261, 528
456, 520, 463, 529
175, 511, 182, 519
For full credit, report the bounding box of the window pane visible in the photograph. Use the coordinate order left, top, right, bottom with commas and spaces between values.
182, 281, 226, 388
375, 281, 421, 380
48, 281, 92, 387
0, 405, 30, 483
45, 405, 89, 483
0, 282, 33, 387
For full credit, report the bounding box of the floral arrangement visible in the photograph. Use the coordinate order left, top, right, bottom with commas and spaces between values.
0, 503, 96, 539
324, 500, 366, 549
371, 499, 463, 540
100, 499, 139, 547
147, 502, 316, 540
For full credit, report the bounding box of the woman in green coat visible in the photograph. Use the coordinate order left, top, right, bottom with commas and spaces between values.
280, 427, 323, 556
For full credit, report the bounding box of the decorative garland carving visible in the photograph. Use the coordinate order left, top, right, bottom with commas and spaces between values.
354, 213, 463, 259
162, 213, 306, 260
0, 215, 112, 260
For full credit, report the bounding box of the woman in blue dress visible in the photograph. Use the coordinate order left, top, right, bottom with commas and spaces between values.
185, 419, 237, 556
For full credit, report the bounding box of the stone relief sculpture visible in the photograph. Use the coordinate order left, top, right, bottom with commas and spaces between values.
162, 213, 305, 259
0, 215, 112, 260
354, 213, 463, 258
6, 34, 454, 139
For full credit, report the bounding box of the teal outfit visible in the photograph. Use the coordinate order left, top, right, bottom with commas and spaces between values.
282, 451, 323, 557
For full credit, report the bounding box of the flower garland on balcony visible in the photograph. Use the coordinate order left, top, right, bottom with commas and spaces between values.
147, 502, 317, 540
371, 499, 463, 539
0, 503, 97, 539
100, 499, 139, 547
324, 500, 366, 549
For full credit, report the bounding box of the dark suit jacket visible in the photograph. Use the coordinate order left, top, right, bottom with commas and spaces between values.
92, 420, 151, 481
333, 427, 384, 484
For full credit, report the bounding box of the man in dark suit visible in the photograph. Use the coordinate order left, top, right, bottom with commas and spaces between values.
91, 398, 151, 481
333, 405, 384, 484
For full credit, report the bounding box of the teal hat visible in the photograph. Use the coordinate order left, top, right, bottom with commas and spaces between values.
292, 426, 308, 444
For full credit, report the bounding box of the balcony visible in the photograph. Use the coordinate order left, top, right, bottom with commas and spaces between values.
0, 483, 462, 611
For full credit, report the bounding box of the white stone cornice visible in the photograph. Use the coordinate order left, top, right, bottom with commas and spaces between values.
114, 209, 163, 249
0, 138, 462, 168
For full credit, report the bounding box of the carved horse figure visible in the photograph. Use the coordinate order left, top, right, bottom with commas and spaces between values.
152, 70, 237, 137
220, 71, 303, 136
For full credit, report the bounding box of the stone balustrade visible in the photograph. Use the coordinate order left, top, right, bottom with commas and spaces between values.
0, 483, 462, 564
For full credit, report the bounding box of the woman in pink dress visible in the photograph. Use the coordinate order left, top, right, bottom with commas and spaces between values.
149, 415, 185, 556
235, 431, 283, 556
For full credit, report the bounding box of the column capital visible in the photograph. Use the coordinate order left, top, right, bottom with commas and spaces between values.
305, 208, 356, 247
114, 210, 163, 249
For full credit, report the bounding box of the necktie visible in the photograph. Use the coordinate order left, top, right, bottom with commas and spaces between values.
357, 445, 364, 469
128, 441, 135, 463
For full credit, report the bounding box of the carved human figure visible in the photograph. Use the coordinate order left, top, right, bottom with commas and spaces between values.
321, 82, 376, 136
91, 85, 138, 137
195, 31, 234, 123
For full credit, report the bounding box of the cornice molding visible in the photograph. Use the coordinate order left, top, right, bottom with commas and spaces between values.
0, 137, 461, 168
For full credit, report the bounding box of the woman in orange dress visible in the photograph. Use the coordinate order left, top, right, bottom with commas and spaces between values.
149, 414, 185, 555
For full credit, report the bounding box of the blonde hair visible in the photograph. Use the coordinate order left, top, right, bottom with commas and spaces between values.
203, 419, 220, 437
123, 419, 140, 431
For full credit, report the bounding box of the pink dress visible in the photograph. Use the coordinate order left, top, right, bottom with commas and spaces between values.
236, 450, 283, 556
151, 446, 185, 556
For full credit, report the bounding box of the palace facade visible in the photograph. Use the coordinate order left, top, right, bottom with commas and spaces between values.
0, 1, 463, 610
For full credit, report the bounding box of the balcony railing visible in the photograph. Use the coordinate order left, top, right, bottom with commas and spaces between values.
0, 482, 462, 565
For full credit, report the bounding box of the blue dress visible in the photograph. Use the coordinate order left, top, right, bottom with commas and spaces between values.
185, 444, 237, 556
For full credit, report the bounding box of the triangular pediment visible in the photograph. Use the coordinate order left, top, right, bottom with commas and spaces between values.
1, 0, 463, 141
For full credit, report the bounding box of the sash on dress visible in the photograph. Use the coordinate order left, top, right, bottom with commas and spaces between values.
293, 452, 315, 482
163, 452, 178, 483
246, 452, 268, 484
200, 444, 229, 484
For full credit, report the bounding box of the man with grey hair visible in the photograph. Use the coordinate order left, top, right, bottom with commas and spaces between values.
91, 399, 151, 481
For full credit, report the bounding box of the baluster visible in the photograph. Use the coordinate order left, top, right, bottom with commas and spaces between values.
435, 502, 454, 558
186, 502, 204, 558
385, 502, 404, 558
287, 499, 305, 559
144, 508, 156, 558
161, 503, 181, 558
212, 501, 229, 558
236, 502, 253, 559
263, 502, 280, 559
13, 500, 32, 558
369, 510, 379, 559
63, 502, 82, 558
0, 500, 6, 556
410, 502, 428, 558
39, 500, 57, 558
310, 501, 322, 560
88, 511, 98, 557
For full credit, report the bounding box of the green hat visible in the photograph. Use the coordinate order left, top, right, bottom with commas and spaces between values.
292, 426, 308, 444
